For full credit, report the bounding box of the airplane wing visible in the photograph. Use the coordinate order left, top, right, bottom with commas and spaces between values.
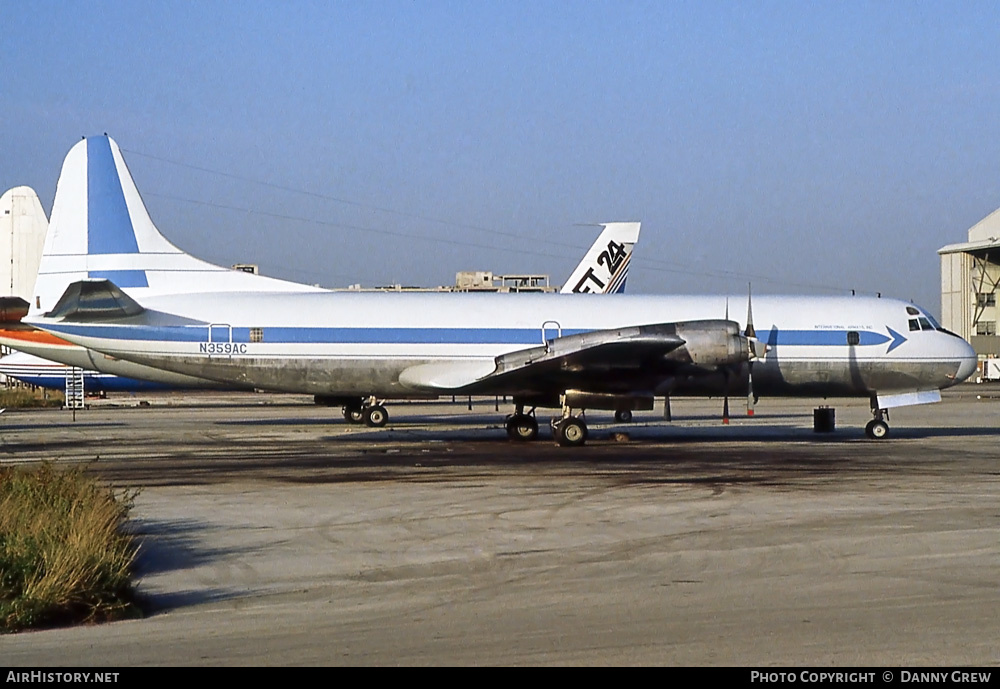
400, 319, 750, 397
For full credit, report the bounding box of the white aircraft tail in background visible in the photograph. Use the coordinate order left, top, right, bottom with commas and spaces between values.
0, 186, 47, 303
560, 222, 640, 294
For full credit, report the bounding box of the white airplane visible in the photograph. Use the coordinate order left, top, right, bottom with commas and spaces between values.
0, 137, 640, 400
29, 275, 976, 445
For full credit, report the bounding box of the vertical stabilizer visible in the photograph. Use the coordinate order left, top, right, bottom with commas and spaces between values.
560, 221, 641, 294
0, 186, 48, 301
32, 135, 321, 314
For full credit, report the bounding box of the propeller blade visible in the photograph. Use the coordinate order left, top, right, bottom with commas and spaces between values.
745, 283, 759, 416
745, 283, 760, 360
722, 369, 730, 425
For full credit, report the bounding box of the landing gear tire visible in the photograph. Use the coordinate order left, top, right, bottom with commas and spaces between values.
555, 417, 587, 447
364, 405, 389, 427
865, 419, 889, 439
614, 409, 633, 423
506, 414, 538, 441
344, 407, 365, 424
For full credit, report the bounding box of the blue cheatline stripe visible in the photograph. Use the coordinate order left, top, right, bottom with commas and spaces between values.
87, 137, 142, 256
768, 330, 890, 346
88, 269, 149, 288
38, 323, 588, 344
37, 322, 903, 349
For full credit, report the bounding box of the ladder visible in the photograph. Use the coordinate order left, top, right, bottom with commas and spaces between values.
64, 367, 85, 409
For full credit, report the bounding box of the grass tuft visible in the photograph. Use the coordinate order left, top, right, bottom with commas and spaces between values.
0, 463, 142, 632
0, 387, 64, 408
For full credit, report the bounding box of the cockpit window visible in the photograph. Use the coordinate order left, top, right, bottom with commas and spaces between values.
905, 308, 945, 332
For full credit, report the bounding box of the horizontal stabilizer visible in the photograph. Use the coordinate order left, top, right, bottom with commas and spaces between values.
0, 297, 30, 322
45, 280, 145, 321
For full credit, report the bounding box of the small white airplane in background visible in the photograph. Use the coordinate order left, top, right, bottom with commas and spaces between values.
0, 137, 640, 399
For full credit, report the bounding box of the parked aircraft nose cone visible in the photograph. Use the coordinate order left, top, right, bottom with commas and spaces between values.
953, 339, 977, 385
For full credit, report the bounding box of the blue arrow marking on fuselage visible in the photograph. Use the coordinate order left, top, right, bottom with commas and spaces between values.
886, 327, 907, 353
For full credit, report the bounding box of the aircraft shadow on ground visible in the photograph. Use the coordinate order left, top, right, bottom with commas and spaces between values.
0, 421, 128, 432
131, 517, 253, 611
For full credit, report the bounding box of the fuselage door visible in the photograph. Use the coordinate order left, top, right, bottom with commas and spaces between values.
206, 323, 234, 357
209, 323, 233, 344
542, 320, 562, 350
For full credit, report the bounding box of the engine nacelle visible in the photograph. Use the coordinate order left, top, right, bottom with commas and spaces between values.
667, 320, 750, 368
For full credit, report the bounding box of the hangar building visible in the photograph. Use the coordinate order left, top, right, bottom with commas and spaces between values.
939, 207, 1000, 366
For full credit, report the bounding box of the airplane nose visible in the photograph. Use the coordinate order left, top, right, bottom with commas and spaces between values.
953, 338, 977, 385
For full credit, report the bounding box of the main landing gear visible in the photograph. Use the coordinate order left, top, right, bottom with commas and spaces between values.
552, 415, 587, 447
343, 397, 389, 427
505, 399, 591, 446
551, 397, 589, 447
505, 403, 539, 441
865, 407, 889, 439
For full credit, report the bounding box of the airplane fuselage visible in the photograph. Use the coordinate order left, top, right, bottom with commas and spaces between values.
32, 291, 977, 402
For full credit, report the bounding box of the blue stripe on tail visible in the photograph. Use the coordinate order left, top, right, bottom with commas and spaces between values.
86, 137, 148, 287
87, 137, 141, 255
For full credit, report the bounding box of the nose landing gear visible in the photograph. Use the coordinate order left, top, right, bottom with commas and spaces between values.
865, 406, 889, 439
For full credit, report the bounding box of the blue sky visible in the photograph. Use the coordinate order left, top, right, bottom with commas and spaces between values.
3, 1, 999, 314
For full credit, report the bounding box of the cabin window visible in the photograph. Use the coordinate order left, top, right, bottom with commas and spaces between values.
908, 319, 920, 332
847, 331, 860, 345
250, 328, 264, 343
